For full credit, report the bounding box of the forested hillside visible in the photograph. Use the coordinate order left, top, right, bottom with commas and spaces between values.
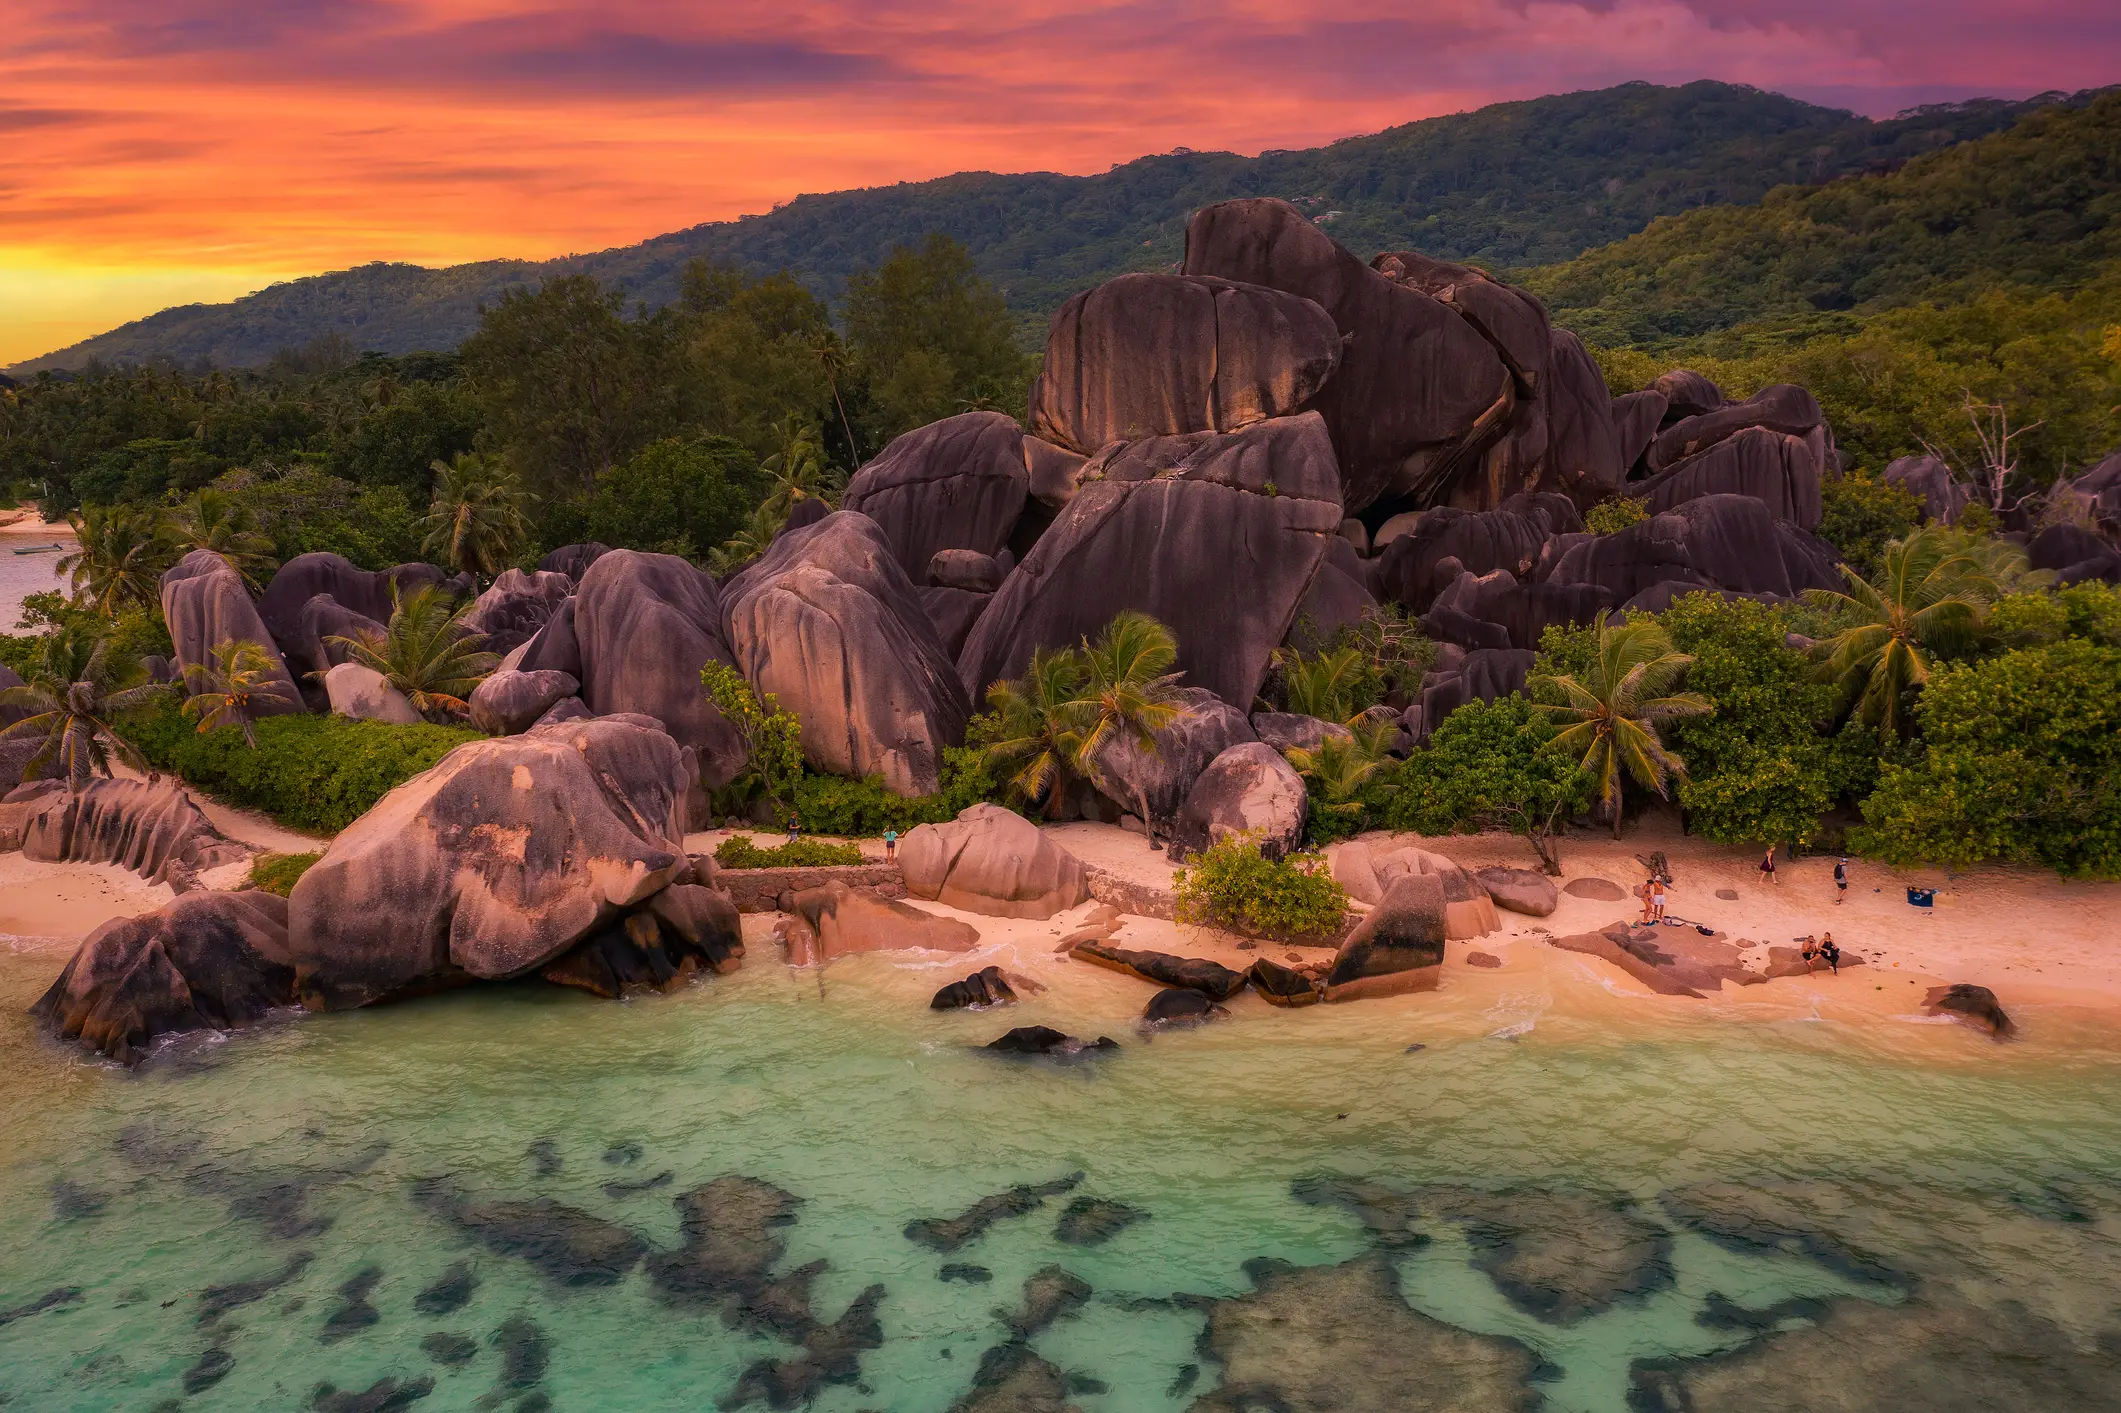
14, 80, 2081, 372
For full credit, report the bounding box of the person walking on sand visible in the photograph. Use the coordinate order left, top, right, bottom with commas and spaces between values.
1761, 844, 1778, 885
883, 828, 898, 864
787, 813, 800, 846
1834, 857, 1849, 904
1819, 932, 1841, 975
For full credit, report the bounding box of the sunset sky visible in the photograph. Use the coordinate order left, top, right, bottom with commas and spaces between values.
4, 1, 2117, 365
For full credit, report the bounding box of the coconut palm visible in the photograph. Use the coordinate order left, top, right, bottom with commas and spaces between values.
1277, 644, 1369, 723
170, 488, 278, 590
180, 639, 295, 747
1804, 526, 2002, 735
0, 633, 168, 791
707, 500, 787, 577
983, 646, 1090, 818
1285, 716, 1398, 832
1069, 612, 1186, 847
418, 452, 532, 579
57, 504, 173, 617
328, 585, 498, 720
760, 417, 835, 514
1530, 615, 1711, 838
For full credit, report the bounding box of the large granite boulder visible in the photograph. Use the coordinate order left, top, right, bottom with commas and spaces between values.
899, 803, 1089, 919
1080, 686, 1256, 828
1184, 198, 1513, 513
1030, 273, 1341, 453
780, 882, 980, 966
917, 586, 992, 658
2028, 524, 2113, 576
1635, 426, 1823, 530
1374, 504, 1552, 612
1419, 647, 1537, 728
1325, 873, 1446, 1001
281, 592, 385, 680
323, 662, 422, 724
1428, 567, 1612, 651
538, 542, 610, 584
1369, 846, 1498, 938
468, 669, 580, 737
17, 777, 248, 883
2075, 452, 2121, 532
1286, 535, 1378, 652
1612, 389, 1670, 472
840, 412, 1030, 583
722, 512, 971, 797
461, 568, 571, 654
1372, 251, 1550, 394
1647, 384, 1823, 474
572, 550, 746, 792
287, 718, 693, 1009
160, 551, 302, 717
1476, 866, 1559, 916
1070, 940, 1249, 1000
1542, 495, 1841, 602
1532, 329, 1627, 506
1023, 435, 1092, 510
516, 596, 581, 677
255, 552, 451, 652
31, 891, 295, 1064
1653, 369, 1725, 420
959, 414, 1345, 710
1170, 742, 1308, 860
541, 887, 743, 998
927, 549, 1004, 593
1882, 454, 1971, 525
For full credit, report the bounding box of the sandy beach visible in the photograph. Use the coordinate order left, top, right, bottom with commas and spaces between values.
0, 508, 74, 632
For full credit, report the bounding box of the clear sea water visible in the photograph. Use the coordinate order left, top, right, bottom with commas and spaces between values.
3, 940, 2119, 1412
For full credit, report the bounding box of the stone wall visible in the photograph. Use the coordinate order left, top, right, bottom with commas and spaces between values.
719, 864, 907, 914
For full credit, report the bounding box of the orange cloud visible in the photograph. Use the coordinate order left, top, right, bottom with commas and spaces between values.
4, 0, 2115, 363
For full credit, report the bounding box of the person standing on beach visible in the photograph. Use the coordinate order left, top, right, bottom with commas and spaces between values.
1637, 879, 1654, 925
787, 813, 800, 845
1761, 844, 1778, 885
883, 828, 898, 864
1650, 878, 1668, 922
1834, 857, 1849, 904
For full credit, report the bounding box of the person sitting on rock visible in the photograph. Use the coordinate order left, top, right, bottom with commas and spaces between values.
1798, 935, 1819, 972
1819, 932, 1841, 974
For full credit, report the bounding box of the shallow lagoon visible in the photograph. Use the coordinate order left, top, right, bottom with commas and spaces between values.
4, 940, 2121, 1412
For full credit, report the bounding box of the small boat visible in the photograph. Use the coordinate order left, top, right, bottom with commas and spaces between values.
11, 543, 66, 555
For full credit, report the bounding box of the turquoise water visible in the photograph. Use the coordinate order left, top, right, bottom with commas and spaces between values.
4, 944, 2121, 1411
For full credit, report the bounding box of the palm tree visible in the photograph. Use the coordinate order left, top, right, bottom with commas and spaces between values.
811, 334, 862, 465
1277, 645, 1369, 723
1285, 716, 1398, 833
707, 501, 787, 577
1069, 612, 1186, 847
418, 452, 532, 579
1530, 615, 1711, 838
1804, 526, 2001, 735
0, 633, 168, 791
170, 489, 278, 591
180, 639, 296, 747
983, 646, 1090, 818
760, 417, 835, 514
57, 504, 173, 617
328, 585, 499, 720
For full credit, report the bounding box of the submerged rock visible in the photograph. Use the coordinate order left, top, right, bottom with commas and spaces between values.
904, 1174, 1086, 1254
199, 1251, 315, 1325
1054, 1196, 1150, 1247
1925, 983, 2015, 1038
1143, 987, 1227, 1026
319, 1265, 382, 1342
723, 1283, 886, 1412
647, 1175, 802, 1309
417, 1183, 646, 1288
489, 1314, 549, 1390
1070, 939, 1248, 1000
1000, 1265, 1091, 1339
419, 1332, 478, 1366
1185, 1252, 1541, 1412
0, 1286, 83, 1328
412, 1261, 478, 1317
182, 1346, 234, 1394
931, 966, 1020, 1011
947, 1342, 1072, 1413
309, 1376, 434, 1413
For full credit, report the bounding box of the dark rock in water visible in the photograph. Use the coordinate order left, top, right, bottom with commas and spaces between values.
1657, 1180, 1904, 1290
1627, 1295, 2121, 1412
1248, 956, 1324, 1008
515, 1395, 553, 1413
948, 1343, 1071, 1413
1925, 983, 2015, 1038
417, 1184, 646, 1289
1166, 1363, 1200, 1398
490, 1315, 550, 1389
186, 1167, 330, 1240
199, 1251, 315, 1324
420, 1331, 479, 1365
114, 1123, 201, 1172
647, 1176, 802, 1307
48, 1178, 107, 1220
602, 1170, 674, 1199
182, 1346, 233, 1394
526, 1140, 562, 1178
1142, 988, 1226, 1026
1069, 940, 1247, 1000
602, 1141, 643, 1166
999, 1265, 1090, 1339
938, 1264, 993, 1284
320, 1265, 383, 1343
1695, 1290, 1834, 1332
725, 1258, 826, 1341
413, 1261, 478, 1317
1185, 1252, 1541, 1411
982, 1027, 1119, 1059
932, 966, 1019, 1011
724, 1283, 885, 1412
0, 1287, 82, 1328
904, 1173, 1085, 1253
309, 1376, 434, 1412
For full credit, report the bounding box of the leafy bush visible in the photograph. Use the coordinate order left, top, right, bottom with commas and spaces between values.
249, 851, 321, 896
1818, 473, 1923, 578
700, 662, 806, 819
1385, 695, 1592, 873
714, 836, 865, 869
1586, 497, 1648, 535
575, 437, 764, 560
1174, 833, 1348, 942
121, 699, 479, 833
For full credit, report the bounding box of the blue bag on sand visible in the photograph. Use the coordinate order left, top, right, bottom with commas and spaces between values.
1906, 887, 1936, 907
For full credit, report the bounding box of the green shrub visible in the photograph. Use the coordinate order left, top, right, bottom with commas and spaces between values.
120, 698, 479, 833
1174, 833, 1348, 942
1818, 473, 1922, 578
1586, 497, 1648, 534
714, 836, 865, 869
700, 661, 805, 820
249, 851, 321, 896
786, 718, 1010, 836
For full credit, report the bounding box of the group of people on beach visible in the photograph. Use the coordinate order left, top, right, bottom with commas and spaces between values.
1633, 847, 1845, 974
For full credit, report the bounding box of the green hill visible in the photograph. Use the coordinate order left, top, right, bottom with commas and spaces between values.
1523, 90, 2121, 349
14, 80, 2081, 373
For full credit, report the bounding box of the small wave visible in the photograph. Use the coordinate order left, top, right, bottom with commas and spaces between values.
1487, 1018, 1536, 1040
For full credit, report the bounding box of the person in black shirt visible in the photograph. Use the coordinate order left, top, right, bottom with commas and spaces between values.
1834, 857, 1848, 904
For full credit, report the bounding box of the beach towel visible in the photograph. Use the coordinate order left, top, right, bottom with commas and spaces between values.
1906, 887, 1935, 908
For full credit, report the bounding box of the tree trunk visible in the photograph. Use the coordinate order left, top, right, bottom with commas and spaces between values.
1136, 785, 1160, 850
1529, 829, 1561, 876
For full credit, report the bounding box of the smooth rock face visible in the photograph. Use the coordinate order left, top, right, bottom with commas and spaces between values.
1328, 840, 1384, 905
780, 882, 980, 966
1548, 924, 1763, 998
287, 718, 692, 1009
1071, 940, 1250, 999
256, 553, 450, 648
1170, 742, 1308, 860
462, 568, 572, 654
1612, 389, 1670, 470
899, 803, 1090, 919
1653, 369, 1725, 420
1882, 454, 1969, 524
959, 414, 1344, 711
917, 585, 992, 658
160, 551, 303, 718
1023, 435, 1091, 510
538, 542, 610, 584
282, 593, 386, 680
323, 662, 422, 724
840, 411, 1030, 582
723, 512, 972, 797
1475, 867, 1559, 916
1249, 712, 1350, 755
927, 549, 1004, 593
1429, 566, 1612, 651
31, 891, 294, 1065
1543, 495, 1842, 602
1326, 873, 1445, 1000
1925, 983, 2015, 1037
1184, 198, 1513, 513
1080, 687, 1257, 827
931, 966, 1018, 1010
1031, 272, 1342, 453
573, 550, 747, 792
516, 597, 582, 678
468, 669, 581, 737
18, 777, 247, 883
1635, 425, 1823, 530
1648, 384, 1823, 473
1529, 328, 1626, 505
1375, 504, 1551, 612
